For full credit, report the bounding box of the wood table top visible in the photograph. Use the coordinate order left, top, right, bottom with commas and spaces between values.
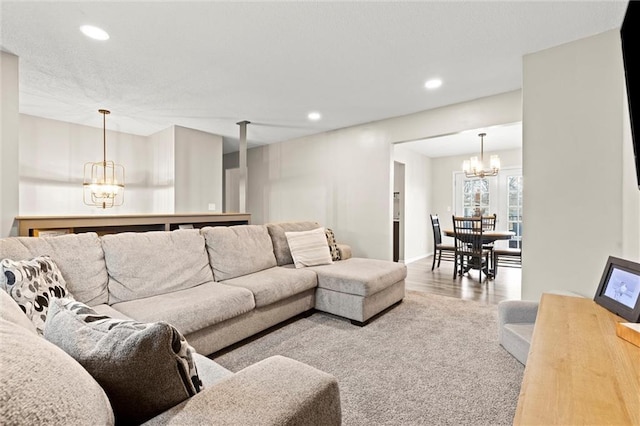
443, 229, 514, 241
514, 293, 640, 425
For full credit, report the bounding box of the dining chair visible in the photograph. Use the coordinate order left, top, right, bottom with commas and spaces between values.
452, 216, 491, 282
429, 214, 456, 270
481, 214, 497, 231
481, 213, 497, 269
492, 246, 522, 277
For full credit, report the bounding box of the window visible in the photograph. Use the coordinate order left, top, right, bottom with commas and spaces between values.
454, 168, 523, 248
462, 178, 490, 217
507, 176, 523, 248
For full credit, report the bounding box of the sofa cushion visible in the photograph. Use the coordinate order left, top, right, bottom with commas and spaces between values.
266, 221, 321, 266
222, 266, 318, 308
0, 255, 72, 334
44, 298, 202, 425
201, 225, 277, 281
0, 287, 38, 333
501, 323, 535, 365
110, 282, 255, 335
102, 229, 214, 304
285, 227, 333, 268
310, 258, 407, 297
192, 353, 234, 387
0, 293, 114, 425
0, 232, 108, 305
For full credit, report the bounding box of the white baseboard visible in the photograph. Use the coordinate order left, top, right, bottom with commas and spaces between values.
402, 253, 431, 264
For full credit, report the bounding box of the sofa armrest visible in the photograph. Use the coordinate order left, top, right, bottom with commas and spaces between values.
143, 355, 341, 426
498, 300, 539, 327
337, 243, 352, 260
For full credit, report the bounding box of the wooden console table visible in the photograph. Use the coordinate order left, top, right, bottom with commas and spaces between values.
15, 213, 251, 236
514, 293, 640, 425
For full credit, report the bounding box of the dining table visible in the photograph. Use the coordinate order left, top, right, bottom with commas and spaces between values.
442, 229, 515, 278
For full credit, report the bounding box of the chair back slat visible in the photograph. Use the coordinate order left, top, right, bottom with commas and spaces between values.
430, 214, 443, 245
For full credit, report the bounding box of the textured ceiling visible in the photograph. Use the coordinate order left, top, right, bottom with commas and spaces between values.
0, 1, 629, 154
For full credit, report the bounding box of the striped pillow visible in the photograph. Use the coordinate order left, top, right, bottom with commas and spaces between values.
285, 227, 333, 268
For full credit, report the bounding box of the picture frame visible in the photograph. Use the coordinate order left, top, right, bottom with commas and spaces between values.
593, 256, 640, 323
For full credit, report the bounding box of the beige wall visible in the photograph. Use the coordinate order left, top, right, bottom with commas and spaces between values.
522, 29, 640, 300
248, 91, 521, 260
19, 114, 154, 215
174, 125, 223, 213
5, 115, 223, 219
1, 51, 19, 237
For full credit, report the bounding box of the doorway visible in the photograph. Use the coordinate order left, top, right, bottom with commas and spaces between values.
393, 161, 405, 262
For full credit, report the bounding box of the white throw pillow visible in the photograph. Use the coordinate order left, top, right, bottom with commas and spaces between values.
285, 227, 333, 268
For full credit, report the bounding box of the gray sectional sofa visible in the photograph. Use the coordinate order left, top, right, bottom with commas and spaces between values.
1, 220, 406, 424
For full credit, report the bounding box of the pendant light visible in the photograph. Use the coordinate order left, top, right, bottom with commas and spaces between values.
83, 109, 125, 208
462, 133, 500, 178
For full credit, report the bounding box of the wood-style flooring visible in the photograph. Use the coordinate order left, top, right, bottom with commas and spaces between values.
404, 255, 521, 304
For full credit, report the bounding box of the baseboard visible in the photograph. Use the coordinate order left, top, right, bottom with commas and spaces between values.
403, 254, 430, 264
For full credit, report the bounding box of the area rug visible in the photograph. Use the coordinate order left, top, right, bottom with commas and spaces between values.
212, 291, 524, 426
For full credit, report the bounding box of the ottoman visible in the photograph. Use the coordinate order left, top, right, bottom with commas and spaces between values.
310, 258, 407, 325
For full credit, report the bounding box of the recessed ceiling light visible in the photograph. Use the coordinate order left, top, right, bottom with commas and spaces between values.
424, 79, 442, 90
308, 112, 322, 121
80, 25, 110, 41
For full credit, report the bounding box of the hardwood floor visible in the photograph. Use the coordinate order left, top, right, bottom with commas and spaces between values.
404, 255, 521, 304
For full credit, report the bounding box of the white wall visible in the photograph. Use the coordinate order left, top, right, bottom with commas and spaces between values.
248, 91, 521, 260
174, 125, 223, 213
19, 115, 154, 215
0, 51, 19, 237
393, 145, 432, 263
522, 29, 640, 300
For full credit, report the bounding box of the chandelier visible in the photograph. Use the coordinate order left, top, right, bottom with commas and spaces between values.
462, 132, 500, 178
83, 109, 125, 208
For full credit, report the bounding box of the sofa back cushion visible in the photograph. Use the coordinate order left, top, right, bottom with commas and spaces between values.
0, 291, 115, 425
0, 233, 108, 306
201, 225, 277, 281
266, 221, 321, 266
101, 229, 214, 304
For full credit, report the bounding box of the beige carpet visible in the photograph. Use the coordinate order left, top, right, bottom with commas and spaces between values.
213, 291, 524, 425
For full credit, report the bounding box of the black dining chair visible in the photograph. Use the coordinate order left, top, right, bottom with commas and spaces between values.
452, 215, 492, 282
481, 213, 497, 269
429, 214, 455, 270
492, 246, 522, 277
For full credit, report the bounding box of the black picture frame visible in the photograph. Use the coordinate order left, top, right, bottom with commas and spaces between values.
593, 256, 640, 323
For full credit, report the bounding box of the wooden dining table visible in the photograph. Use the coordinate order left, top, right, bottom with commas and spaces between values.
442, 229, 515, 244
443, 229, 515, 277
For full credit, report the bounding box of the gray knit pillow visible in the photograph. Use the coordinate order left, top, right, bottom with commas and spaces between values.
44, 298, 203, 425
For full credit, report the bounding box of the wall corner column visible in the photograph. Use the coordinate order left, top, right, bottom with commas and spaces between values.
237, 120, 250, 213
0, 51, 20, 237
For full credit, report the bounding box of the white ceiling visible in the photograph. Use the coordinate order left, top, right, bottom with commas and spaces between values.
398, 121, 522, 158
0, 1, 629, 155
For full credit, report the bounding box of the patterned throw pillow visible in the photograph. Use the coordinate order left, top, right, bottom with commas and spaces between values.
44, 298, 203, 425
325, 228, 341, 261
0, 255, 72, 334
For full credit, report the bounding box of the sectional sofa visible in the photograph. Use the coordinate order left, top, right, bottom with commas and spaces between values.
0, 220, 406, 424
